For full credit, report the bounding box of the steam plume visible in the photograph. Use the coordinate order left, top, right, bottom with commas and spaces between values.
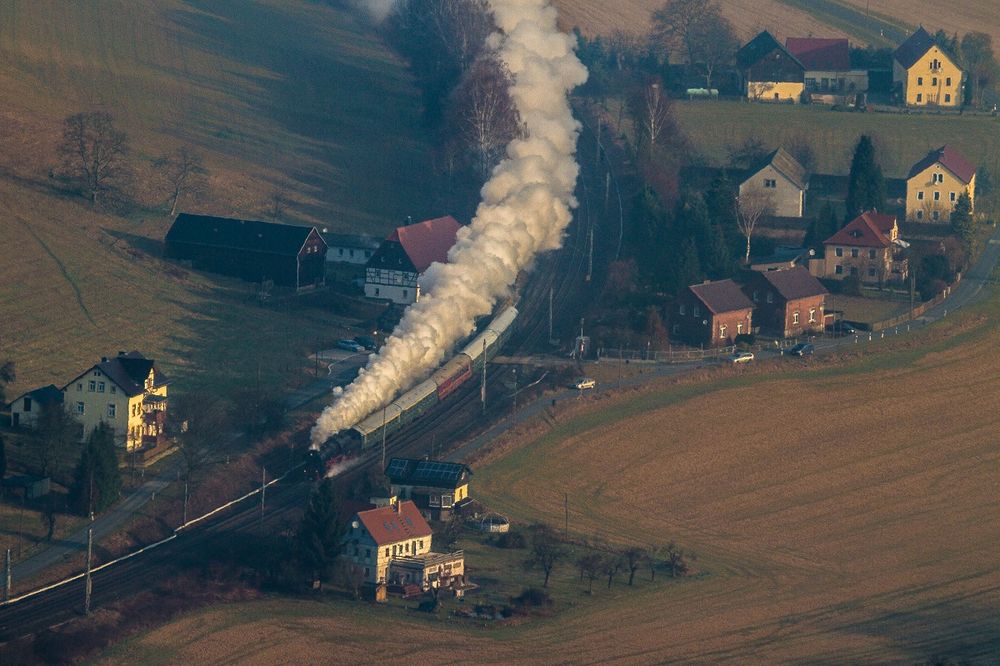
311, 0, 587, 447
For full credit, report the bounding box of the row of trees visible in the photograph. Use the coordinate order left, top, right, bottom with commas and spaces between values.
523, 523, 692, 592
56, 111, 208, 213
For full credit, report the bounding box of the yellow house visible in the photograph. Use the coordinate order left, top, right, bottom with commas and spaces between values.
384, 457, 471, 521
344, 500, 434, 584
893, 27, 963, 107
905, 145, 976, 223
61, 351, 168, 451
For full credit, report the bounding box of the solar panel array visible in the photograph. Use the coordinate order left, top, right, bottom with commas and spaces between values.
385, 458, 413, 479
386, 458, 466, 486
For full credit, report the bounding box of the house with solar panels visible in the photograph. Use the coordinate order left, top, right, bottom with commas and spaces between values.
384, 457, 472, 522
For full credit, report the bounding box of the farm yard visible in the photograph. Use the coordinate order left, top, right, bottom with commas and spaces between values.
96, 294, 1000, 663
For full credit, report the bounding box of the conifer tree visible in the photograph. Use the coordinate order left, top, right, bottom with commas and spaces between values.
70, 422, 122, 515
951, 192, 975, 244
298, 479, 346, 588
845, 135, 886, 220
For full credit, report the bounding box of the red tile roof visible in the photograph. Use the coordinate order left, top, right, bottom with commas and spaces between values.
907, 145, 976, 184
689, 279, 754, 315
757, 266, 828, 300
355, 500, 432, 546
785, 37, 850, 71
824, 212, 897, 248
388, 216, 461, 273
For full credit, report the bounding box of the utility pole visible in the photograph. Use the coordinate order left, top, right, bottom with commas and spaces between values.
182, 481, 189, 526
480, 338, 487, 416
586, 225, 594, 282
512, 367, 518, 415
595, 115, 601, 168
548, 287, 554, 344
260, 468, 266, 529
380, 405, 388, 469
4, 548, 11, 603
84, 525, 93, 615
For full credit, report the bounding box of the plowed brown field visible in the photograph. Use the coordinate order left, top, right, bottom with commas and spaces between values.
101, 304, 1000, 663
553, 0, 852, 40
841, 0, 1000, 48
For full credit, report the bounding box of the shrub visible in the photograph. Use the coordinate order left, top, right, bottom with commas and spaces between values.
512, 587, 553, 607
494, 530, 526, 549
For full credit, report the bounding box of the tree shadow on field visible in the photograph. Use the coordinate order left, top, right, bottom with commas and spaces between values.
159, 1, 451, 229
833, 596, 1000, 663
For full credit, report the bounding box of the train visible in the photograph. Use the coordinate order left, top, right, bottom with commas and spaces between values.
320, 305, 519, 462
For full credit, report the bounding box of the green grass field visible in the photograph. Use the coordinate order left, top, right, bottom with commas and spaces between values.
674, 99, 1000, 178
0, 1, 447, 397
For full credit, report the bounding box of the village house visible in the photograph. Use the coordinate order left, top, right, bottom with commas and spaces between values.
744, 267, 828, 338
342, 500, 465, 591
820, 211, 909, 285
673, 279, 754, 347
364, 215, 461, 304
893, 27, 964, 108
905, 145, 976, 223
785, 37, 868, 99
385, 457, 472, 522
321, 231, 380, 265
9, 385, 63, 429
740, 148, 808, 218
61, 351, 169, 451
165, 213, 328, 291
736, 31, 805, 103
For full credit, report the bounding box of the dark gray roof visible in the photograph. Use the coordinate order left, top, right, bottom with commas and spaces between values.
10, 384, 63, 407
747, 148, 809, 190
385, 457, 471, 488
894, 27, 935, 69
737, 31, 804, 70
758, 266, 828, 300
63, 351, 168, 398
322, 232, 380, 250
689, 280, 754, 315
167, 213, 324, 256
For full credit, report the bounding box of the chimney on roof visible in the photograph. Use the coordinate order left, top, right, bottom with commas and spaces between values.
118, 351, 126, 356
405, 215, 413, 226
101, 357, 108, 363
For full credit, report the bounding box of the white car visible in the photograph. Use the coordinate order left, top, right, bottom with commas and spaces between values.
729, 351, 754, 364
572, 377, 596, 390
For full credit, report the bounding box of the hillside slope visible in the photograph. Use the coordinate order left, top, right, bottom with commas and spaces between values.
0, 1, 442, 396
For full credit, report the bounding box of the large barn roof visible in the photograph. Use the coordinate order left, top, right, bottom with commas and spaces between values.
166, 213, 323, 256
785, 37, 850, 71
387, 216, 462, 272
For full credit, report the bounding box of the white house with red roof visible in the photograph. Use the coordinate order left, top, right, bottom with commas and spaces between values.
785, 37, 868, 97
343, 499, 465, 589
905, 145, 976, 223
364, 216, 462, 304
820, 211, 909, 285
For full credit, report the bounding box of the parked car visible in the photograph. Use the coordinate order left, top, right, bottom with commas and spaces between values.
828, 321, 857, 335
728, 351, 754, 364
572, 377, 596, 390
354, 335, 377, 351
786, 343, 815, 357
336, 339, 365, 353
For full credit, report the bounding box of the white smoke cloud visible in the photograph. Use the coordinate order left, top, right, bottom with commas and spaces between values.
311, 0, 587, 447
347, 0, 397, 22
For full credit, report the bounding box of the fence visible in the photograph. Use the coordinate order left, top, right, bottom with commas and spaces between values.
869, 274, 961, 332
597, 345, 736, 364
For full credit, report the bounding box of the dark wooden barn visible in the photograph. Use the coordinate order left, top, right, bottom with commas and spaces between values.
165, 214, 328, 290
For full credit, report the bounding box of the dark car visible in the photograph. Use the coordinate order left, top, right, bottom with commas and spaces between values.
828, 321, 857, 335
354, 335, 377, 351
786, 343, 815, 357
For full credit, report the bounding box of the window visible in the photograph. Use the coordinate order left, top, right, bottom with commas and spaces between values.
835, 265, 843, 275
77, 383, 83, 392
110, 386, 116, 395
917, 76, 923, 86
792, 311, 800, 325
934, 173, 944, 184
763, 179, 777, 188
917, 191, 924, 200
851, 248, 859, 258
932, 77, 938, 86
23, 397, 32, 412
932, 211, 940, 221
850, 267, 858, 276
835, 247, 843, 257
752, 290, 759, 303
737, 322, 744, 334
916, 93, 923, 102
933, 191, 940, 201
385, 548, 389, 557
374, 287, 380, 297
338, 248, 344, 256
419, 540, 424, 550
917, 210, 924, 220
946, 77, 952, 86
89, 380, 96, 392
766, 292, 773, 304
678, 303, 686, 315
401, 289, 408, 299
869, 249, 877, 259
76, 402, 85, 415
945, 93, 951, 103
107, 404, 116, 418
950, 192, 957, 202
719, 324, 727, 339
868, 267, 877, 277
808, 308, 816, 323
693, 305, 701, 317
98, 382, 105, 393
366, 548, 371, 558
774, 92, 780, 100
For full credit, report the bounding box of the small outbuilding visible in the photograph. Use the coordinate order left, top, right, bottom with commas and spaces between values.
165, 213, 327, 290
9, 385, 63, 429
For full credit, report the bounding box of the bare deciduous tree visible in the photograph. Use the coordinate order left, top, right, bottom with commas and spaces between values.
629, 80, 673, 159
602, 552, 623, 589
392, 0, 494, 73
0, 359, 14, 405
28, 403, 80, 479
623, 546, 648, 585
577, 552, 603, 594
449, 54, 524, 178
652, 0, 734, 89
524, 524, 567, 588
663, 541, 690, 578
736, 185, 774, 262
155, 147, 208, 216
57, 111, 131, 207
747, 81, 776, 102
168, 392, 232, 485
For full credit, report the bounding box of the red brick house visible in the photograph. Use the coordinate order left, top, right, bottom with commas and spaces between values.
673, 280, 754, 347
744, 267, 827, 337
